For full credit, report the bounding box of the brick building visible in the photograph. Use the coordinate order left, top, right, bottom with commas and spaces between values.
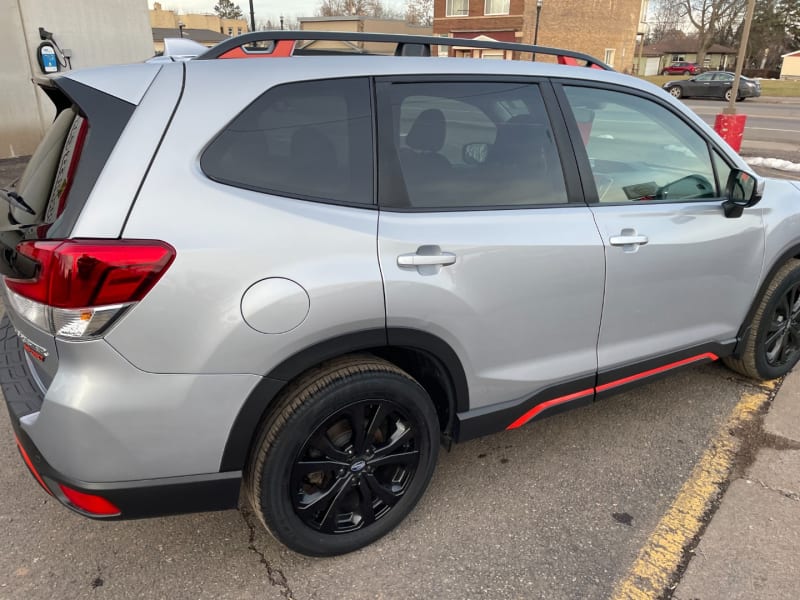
433, 0, 648, 71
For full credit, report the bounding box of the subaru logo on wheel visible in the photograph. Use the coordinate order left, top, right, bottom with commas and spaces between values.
350, 460, 367, 473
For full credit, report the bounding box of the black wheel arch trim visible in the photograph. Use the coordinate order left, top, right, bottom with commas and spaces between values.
734, 244, 800, 358
219, 327, 469, 471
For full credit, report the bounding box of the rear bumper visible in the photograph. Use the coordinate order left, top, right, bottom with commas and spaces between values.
0, 315, 241, 519
10, 424, 241, 519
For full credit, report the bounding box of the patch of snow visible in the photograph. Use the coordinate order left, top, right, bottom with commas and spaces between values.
744, 156, 800, 173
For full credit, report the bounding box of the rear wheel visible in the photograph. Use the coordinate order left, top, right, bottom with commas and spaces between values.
669, 86, 683, 99
725, 260, 800, 380
724, 89, 742, 102
245, 355, 439, 556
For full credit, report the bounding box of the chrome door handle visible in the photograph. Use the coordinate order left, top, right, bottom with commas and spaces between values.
397, 252, 457, 267
609, 235, 648, 246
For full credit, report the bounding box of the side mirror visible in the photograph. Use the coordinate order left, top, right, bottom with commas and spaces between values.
722, 169, 763, 218
463, 142, 489, 165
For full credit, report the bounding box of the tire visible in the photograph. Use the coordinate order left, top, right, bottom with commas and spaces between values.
725, 260, 800, 380
725, 89, 732, 102
245, 355, 439, 556
669, 86, 682, 99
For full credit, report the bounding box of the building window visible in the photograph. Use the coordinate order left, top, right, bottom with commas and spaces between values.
485, 0, 510, 15
237, 27, 242, 35
228, 27, 233, 36
604, 48, 615, 66
446, 0, 469, 17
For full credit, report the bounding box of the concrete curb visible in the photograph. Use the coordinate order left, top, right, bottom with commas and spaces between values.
673, 370, 800, 599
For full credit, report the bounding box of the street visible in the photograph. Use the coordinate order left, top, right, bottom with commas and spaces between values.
683, 98, 800, 162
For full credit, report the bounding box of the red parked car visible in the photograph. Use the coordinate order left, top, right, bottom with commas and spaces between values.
661, 61, 700, 75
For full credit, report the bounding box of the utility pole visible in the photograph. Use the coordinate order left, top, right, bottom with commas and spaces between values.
713, 0, 756, 152
249, 0, 256, 32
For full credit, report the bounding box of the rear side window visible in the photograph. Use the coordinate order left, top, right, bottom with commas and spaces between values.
202, 78, 373, 205
377, 81, 568, 210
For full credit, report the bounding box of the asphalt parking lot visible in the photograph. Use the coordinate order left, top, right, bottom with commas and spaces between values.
0, 357, 758, 599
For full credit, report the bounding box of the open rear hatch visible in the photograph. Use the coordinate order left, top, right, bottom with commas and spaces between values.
0, 73, 139, 390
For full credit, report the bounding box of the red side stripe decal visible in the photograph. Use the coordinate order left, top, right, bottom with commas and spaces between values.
506, 352, 718, 430
594, 352, 718, 393
507, 388, 594, 430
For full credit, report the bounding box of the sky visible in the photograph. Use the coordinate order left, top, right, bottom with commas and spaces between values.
148, 0, 408, 23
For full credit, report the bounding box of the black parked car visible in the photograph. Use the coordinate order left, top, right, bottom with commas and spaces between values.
663, 71, 762, 101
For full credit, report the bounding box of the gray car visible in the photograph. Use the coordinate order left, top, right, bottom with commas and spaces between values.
663, 71, 762, 101
2, 32, 800, 557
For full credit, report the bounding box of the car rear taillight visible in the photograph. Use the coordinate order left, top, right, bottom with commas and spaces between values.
59, 484, 121, 516
3, 239, 175, 339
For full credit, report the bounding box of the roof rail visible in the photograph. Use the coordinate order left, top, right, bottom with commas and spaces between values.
196, 31, 612, 70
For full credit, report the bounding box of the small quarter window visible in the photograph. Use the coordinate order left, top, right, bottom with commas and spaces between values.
201, 78, 373, 205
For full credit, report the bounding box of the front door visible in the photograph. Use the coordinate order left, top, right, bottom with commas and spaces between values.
559, 84, 765, 387
375, 79, 606, 429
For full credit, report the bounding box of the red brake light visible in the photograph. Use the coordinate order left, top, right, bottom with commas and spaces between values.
5, 240, 176, 309
58, 484, 121, 516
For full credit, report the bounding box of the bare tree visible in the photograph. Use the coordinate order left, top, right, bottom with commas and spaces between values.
681, 0, 746, 66
406, 0, 433, 26
317, 0, 401, 17
647, 0, 686, 42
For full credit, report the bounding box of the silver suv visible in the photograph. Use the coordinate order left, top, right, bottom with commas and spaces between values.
2, 32, 800, 557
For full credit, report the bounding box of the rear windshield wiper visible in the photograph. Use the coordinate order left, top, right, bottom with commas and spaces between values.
0, 188, 36, 215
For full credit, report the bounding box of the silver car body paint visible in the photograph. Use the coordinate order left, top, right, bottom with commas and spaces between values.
4, 54, 800, 489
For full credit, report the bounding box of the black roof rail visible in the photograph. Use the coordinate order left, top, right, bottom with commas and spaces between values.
196, 31, 612, 70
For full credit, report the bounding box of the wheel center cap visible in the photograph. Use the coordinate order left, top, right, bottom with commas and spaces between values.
350, 459, 367, 473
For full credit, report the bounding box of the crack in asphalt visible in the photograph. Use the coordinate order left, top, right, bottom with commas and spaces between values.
240, 508, 295, 600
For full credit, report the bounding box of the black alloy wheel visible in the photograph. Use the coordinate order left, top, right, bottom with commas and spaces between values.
725, 260, 800, 380
246, 355, 439, 556
291, 399, 420, 534
763, 281, 800, 369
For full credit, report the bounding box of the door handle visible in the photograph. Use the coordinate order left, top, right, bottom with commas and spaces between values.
609, 235, 648, 246
397, 252, 457, 267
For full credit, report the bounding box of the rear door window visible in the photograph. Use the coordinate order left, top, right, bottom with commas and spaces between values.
201, 78, 373, 206
377, 81, 569, 209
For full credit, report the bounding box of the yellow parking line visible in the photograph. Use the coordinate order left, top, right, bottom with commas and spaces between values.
611, 380, 777, 600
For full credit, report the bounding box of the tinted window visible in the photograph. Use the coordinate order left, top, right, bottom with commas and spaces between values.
564, 86, 717, 203
378, 82, 568, 209
202, 78, 373, 205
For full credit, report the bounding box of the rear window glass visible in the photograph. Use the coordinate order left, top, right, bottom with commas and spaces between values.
201, 78, 373, 205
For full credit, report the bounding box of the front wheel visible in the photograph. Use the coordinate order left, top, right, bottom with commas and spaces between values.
245, 355, 439, 556
725, 260, 800, 380
668, 86, 683, 99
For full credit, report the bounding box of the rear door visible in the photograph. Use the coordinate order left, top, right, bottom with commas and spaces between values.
686, 72, 716, 97
558, 83, 764, 389
376, 78, 605, 431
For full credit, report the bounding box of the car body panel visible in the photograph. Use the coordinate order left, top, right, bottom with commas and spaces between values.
22, 336, 260, 482
590, 201, 765, 370
378, 207, 606, 410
